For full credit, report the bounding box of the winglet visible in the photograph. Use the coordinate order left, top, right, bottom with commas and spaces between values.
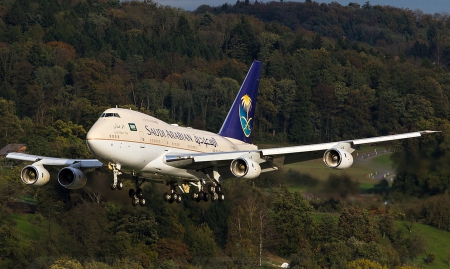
218, 60, 262, 143
420, 130, 441, 134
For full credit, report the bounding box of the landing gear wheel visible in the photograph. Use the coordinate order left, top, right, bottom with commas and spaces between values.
215, 184, 222, 193
203, 193, 209, 202
190, 191, 197, 201
132, 197, 139, 207
207, 184, 215, 194
136, 188, 143, 198
196, 192, 204, 202
117, 180, 123, 190
218, 193, 225, 202
163, 192, 171, 202
110, 182, 116, 190
129, 189, 135, 198
171, 193, 179, 202
211, 193, 217, 202
139, 198, 146, 206
176, 195, 182, 203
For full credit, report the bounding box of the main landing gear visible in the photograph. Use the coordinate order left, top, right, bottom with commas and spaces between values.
190, 183, 225, 203
128, 175, 147, 207
163, 183, 182, 204
109, 168, 147, 207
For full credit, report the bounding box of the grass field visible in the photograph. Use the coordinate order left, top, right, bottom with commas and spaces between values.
396, 221, 450, 268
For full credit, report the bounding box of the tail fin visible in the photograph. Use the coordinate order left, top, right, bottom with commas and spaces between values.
219, 60, 262, 144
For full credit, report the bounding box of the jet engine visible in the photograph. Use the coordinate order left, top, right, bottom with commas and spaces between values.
21, 165, 50, 186
323, 148, 353, 169
58, 167, 87, 189
230, 158, 261, 179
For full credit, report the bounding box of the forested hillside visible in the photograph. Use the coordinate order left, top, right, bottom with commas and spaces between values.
1, 0, 450, 268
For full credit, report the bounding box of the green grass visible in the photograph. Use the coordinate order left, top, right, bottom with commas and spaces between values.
12, 213, 41, 241
359, 182, 375, 192
372, 153, 393, 166
396, 220, 450, 268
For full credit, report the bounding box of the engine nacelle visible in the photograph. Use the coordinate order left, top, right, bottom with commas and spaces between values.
323, 148, 353, 169
230, 158, 261, 179
21, 165, 50, 186
58, 167, 87, 189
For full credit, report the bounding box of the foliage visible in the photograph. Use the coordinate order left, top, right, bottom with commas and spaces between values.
272, 189, 315, 256
0, 0, 450, 267
347, 258, 387, 269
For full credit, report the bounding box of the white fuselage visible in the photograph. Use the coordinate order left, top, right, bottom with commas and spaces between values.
85, 108, 241, 179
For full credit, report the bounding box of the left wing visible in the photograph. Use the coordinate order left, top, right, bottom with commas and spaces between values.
164, 130, 439, 178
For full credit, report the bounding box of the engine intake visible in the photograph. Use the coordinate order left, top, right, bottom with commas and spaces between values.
323, 148, 353, 169
58, 167, 87, 189
230, 158, 261, 179
21, 165, 50, 186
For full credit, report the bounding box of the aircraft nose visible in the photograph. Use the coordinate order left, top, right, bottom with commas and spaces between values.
85, 124, 102, 155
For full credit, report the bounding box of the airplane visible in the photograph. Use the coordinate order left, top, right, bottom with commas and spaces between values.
6, 60, 438, 207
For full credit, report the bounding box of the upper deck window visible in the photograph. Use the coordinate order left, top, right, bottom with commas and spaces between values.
100, 113, 121, 118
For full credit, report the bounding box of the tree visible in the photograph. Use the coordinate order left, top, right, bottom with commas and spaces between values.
155, 238, 191, 268
377, 212, 395, 239
347, 258, 387, 269
185, 223, 217, 265
225, 196, 274, 267
421, 194, 450, 230
0, 98, 24, 146
339, 206, 377, 243
321, 173, 360, 199
272, 189, 315, 256
49, 257, 83, 269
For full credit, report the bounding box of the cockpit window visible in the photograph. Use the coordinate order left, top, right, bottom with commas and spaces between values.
100, 113, 121, 118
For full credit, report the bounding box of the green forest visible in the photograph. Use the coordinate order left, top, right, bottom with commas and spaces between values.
1, 0, 450, 268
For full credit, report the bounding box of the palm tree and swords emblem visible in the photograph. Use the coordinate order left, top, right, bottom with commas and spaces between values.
240, 94, 253, 137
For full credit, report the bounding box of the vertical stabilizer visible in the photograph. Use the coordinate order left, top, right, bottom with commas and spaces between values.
219, 60, 262, 144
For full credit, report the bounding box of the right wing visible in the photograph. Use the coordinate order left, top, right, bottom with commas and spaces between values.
6, 152, 104, 188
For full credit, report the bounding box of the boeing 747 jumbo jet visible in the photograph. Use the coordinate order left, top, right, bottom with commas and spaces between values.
7, 61, 438, 206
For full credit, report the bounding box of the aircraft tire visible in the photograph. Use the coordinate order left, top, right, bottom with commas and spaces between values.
211, 194, 217, 202
190, 191, 196, 200
203, 193, 209, 202
218, 193, 225, 202
196, 192, 204, 202
136, 188, 143, 198
132, 197, 139, 207
117, 181, 123, 190
207, 184, 215, 194
176, 195, 182, 203
139, 198, 146, 206
110, 182, 116, 190
129, 189, 135, 198
215, 185, 222, 193
163, 192, 170, 202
